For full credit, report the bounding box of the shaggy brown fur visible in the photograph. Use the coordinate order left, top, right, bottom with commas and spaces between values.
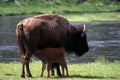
34, 47, 69, 77
16, 14, 89, 78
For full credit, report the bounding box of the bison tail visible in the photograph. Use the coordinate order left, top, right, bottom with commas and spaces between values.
17, 24, 30, 48
17, 24, 32, 58
17, 24, 26, 44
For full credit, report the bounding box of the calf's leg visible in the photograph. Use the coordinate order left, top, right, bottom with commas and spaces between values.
64, 63, 69, 76
41, 62, 46, 77
62, 60, 69, 76
60, 60, 69, 76
59, 62, 65, 76
47, 63, 51, 78
51, 63, 62, 76
51, 64, 55, 76
56, 63, 62, 76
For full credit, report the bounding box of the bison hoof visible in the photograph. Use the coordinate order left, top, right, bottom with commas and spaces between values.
21, 75, 25, 78
58, 74, 62, 77
40, 74, 43, 77
26, 74, 32, 78
47, 75, 50, 78
51, 73, 55, 76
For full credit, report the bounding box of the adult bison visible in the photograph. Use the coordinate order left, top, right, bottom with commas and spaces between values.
16, 14, 89, 77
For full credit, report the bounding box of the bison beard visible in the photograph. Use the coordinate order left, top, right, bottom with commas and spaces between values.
16, 14, 89, 77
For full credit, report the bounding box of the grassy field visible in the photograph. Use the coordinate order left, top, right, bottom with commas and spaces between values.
0, 61, 120, 80
64, 12, 120, 22
0, 0, 120, 15
0, 0, 120, 22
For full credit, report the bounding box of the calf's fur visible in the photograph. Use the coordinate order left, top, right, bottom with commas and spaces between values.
34, 47, 69, 77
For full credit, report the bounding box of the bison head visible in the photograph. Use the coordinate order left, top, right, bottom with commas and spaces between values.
65, 24, 89, 56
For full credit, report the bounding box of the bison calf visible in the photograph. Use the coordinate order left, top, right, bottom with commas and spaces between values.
34, 47, 69, 77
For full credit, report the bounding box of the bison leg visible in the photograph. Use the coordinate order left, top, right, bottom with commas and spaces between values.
51, 68, 55, 76
26, 61, 32, 77
17, 40, 26, 78
51, 63, 55, 76
64, 63, 69, 76
21, 61, 32, 78
21, 55, 32, 78
21, 63, 25, 78
61, 65, 64, 76
20, 54, 26, 78
51, 63, 62, 76
60, 60, 67, 76
60, 60, 69, 76
23, 46, 32, 77
47, 63, 51, 78
56, 63, 62, 76
41, 62, 46, 77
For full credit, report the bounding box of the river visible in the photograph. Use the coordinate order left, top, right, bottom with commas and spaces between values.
0, 15, 120, 63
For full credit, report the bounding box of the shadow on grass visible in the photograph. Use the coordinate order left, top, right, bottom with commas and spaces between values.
5, 74, 16, 76
53, 75, 118, 79
4, 74, 119, 79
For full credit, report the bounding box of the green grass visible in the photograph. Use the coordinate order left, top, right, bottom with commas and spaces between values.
0, 0, 119, 14
64, 12, 120, 22
0, 61, 120, 80
0, 0, 120, 22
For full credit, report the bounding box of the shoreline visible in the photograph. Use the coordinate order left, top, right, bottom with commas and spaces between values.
0, 0, 120, 22
0, 12, 120, 22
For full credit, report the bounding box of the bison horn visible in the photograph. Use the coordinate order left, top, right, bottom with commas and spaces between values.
83, 24, 86, 32
81, 24, 86, 37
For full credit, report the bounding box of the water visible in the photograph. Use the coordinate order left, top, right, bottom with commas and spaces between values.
0, 15, 120, 63
83, 22, 120, 62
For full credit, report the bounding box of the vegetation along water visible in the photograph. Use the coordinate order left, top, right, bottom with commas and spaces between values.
0, 0, 120, 22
